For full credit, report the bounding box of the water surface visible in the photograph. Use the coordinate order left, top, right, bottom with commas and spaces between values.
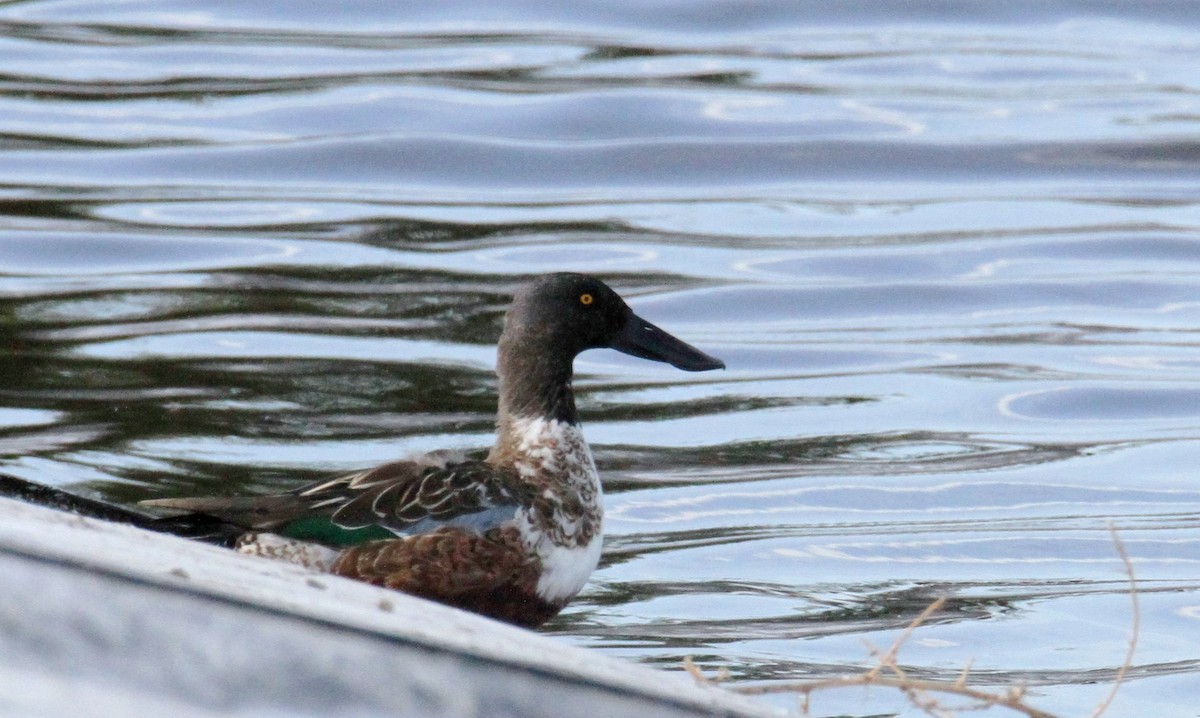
3, 2, 1200, 716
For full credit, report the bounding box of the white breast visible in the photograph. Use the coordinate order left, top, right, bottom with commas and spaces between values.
535, 534, 604, 603
507, 415, 605, 603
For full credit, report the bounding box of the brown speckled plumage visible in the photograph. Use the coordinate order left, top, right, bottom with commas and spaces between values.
331, 525, 559, 627
490, 415, 602, 548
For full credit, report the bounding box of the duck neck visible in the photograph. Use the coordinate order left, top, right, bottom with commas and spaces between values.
495, 339, 579, 431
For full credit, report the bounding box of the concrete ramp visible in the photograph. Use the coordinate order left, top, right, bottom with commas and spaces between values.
0, 496, 777, 718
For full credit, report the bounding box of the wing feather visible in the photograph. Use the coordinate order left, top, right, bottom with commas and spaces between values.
141, 452, 528, 541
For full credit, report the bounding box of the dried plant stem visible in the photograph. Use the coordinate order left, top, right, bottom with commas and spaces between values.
865, 596, 946, 680
684, 527, 1141, 718
725, 595, 1054, 718
730, 673, 1058, 718
1090, 524, 1138, 718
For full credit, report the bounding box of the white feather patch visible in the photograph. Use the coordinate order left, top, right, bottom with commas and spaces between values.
535, 534, 604, 603
507, 415, 605, 603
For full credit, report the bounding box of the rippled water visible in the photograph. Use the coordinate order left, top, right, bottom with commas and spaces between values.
3, 2, 1200, 716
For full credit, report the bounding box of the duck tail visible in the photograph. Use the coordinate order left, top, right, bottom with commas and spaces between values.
140, 494, 305, 531
0, 473, 244, 547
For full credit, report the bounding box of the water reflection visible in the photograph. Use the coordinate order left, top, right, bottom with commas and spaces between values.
4, 2, 1200, 715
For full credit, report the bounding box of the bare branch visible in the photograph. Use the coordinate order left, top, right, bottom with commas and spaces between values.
683, 655, 711, 684
866, 596, 947, 680
683, 528, 1142, 718
725, 594, 1057, 718
954, 658, 974, 688
1091, 525, 1139, 718
730, 673, 1059, 718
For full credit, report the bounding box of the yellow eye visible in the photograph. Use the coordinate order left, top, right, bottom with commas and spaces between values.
579, 293, 594, 306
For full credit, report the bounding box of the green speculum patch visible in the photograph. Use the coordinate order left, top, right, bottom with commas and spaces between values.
278, 516, 396, 546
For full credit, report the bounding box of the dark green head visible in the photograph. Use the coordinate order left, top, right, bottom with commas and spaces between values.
497, 273, 724, 422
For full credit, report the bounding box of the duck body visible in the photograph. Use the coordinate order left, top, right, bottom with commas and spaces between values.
143, 273, 723, 627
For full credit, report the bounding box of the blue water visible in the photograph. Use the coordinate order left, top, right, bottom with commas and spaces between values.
3, 3, 1200, 716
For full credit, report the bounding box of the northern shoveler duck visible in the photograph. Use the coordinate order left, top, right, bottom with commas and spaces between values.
142, 273, 723, 627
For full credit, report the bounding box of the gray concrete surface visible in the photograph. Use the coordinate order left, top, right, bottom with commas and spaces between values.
0, 496, 778, 718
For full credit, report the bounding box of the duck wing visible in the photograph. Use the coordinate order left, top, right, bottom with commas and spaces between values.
141, 455, 529, 543
305, 458, 528, 536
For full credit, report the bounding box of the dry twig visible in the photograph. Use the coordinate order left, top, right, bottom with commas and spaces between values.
720, 662, 1060, 718
1090, 524, 1138, 718
865, 596, 947, 681
683, 655, 728, 684
728, 672, 1058, 718
683, 527, 1141, 718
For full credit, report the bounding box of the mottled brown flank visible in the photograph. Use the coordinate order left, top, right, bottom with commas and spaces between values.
331, 525, 562, 627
